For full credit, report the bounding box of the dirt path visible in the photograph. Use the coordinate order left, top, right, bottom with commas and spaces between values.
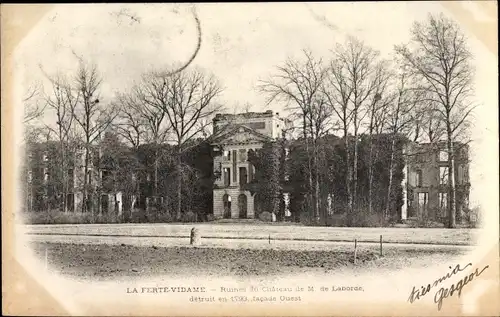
25, 234, 474, 252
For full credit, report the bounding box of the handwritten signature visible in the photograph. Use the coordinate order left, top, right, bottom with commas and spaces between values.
407, 263, 489, 311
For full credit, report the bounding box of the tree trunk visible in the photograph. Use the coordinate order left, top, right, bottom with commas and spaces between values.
60, 138, 68, 213
313, 141, 320, 224
176, 148, 182, 220
314, 174, 320, 223
368, 135, 374, 215
352, 132, 359, 215
83, 104, 91, 219
303, 113, 314, 221
367, 100, 377, 215
446, 126, 457, 228
154, 147, 158, 198
153, 145, 159, 214
310, 118, 320, 224
344, 126, 353, 225
83, 143, 89, 215
58, 120, 67, 213
385, 135, 396, 219
114, 171, 118, 215
272, 145, 281, 217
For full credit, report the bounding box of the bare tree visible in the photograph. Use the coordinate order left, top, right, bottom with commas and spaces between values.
23, 82, 46, 124
197, 117, 213, 139
114, 93, 145, 149
323, 53, 353, 218
259, 49, 329, 223
71, 57, 119, 215
138, 68, 223, 220
324, 37, 380, 222
395, 13, 476, 228
43, 74, 80, 213
117, 84, 171, 203
308, 92, 332, 223
419, 106, 446, 144
383, 66, 427, 218
343, 38, 380, 217
22, 82, 46, 152
364, 60, 392, 215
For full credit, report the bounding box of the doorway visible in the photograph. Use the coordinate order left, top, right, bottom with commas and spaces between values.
254, 193, 264, 218
223, 194, 232, 219
417, 192, 428, 218
238, 194, 248, 219
101, 194, 109, 214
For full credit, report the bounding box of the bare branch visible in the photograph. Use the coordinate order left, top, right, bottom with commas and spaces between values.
395, 13, 475, 143
138, 67, 223, 151
23, 82, 46, 124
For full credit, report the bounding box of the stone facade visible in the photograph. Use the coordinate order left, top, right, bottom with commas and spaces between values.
24, 142, 123, 215
405, 142, 470, 222
73, 146, 125, 215
210, 110, 291, 219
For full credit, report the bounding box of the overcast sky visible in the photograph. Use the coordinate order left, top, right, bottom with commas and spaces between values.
14, 2, 497, 207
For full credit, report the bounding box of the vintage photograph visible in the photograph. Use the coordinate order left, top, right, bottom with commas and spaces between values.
3, 2, 498, 316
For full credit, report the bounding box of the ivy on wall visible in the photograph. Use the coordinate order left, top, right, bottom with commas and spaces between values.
247, 134, 408, 223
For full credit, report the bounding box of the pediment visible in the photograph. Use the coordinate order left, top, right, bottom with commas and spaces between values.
211, 125, 271, 145
223, 130, 267, 144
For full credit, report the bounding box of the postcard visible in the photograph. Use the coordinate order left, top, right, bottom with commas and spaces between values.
2, 2, 498, 316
